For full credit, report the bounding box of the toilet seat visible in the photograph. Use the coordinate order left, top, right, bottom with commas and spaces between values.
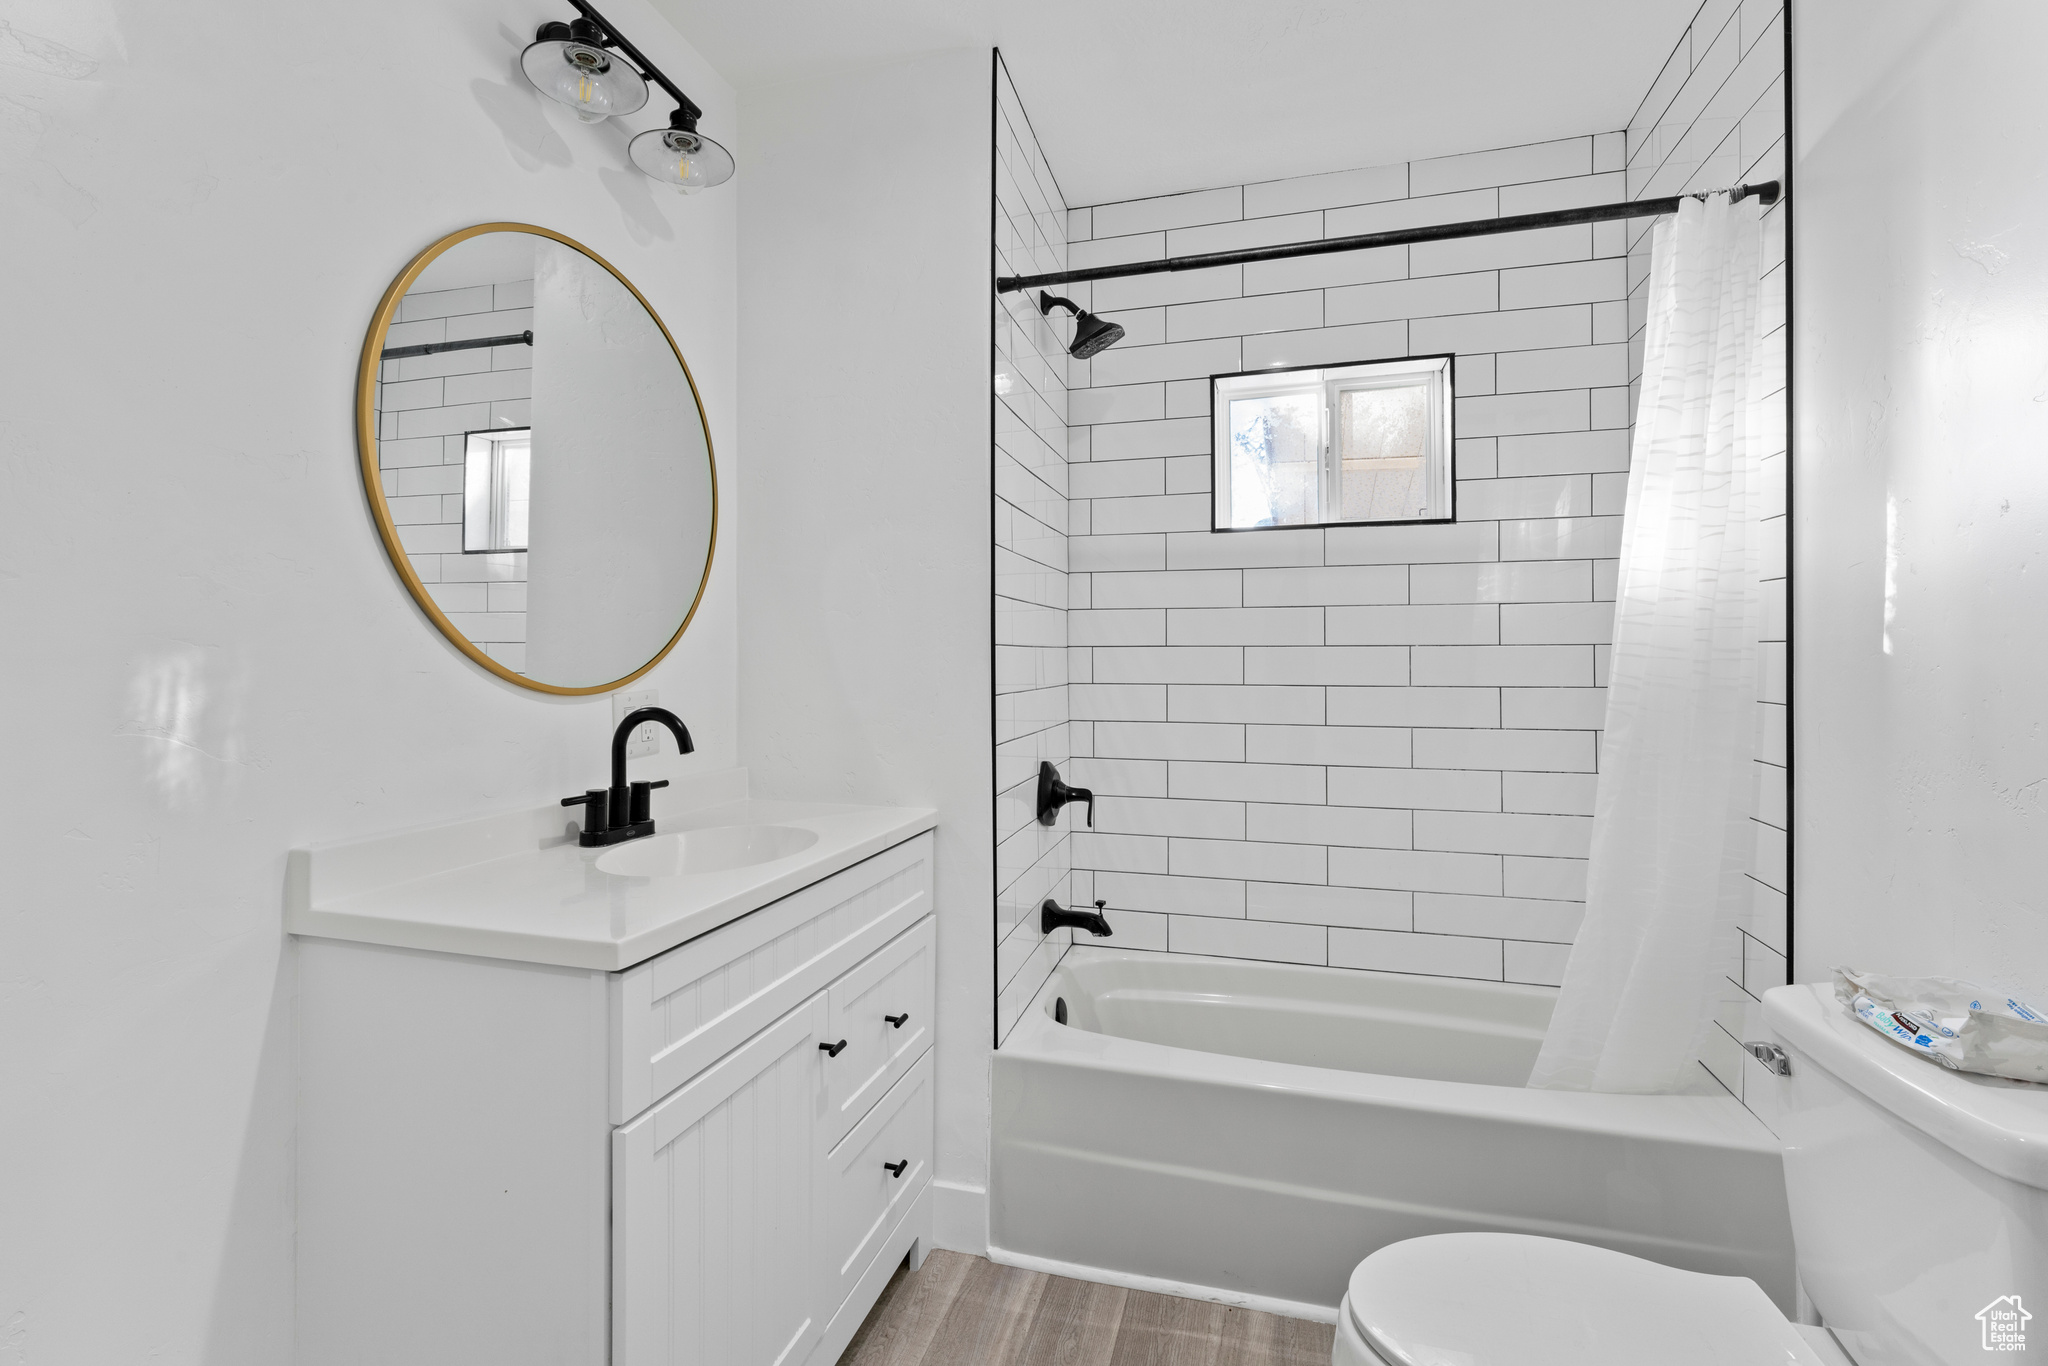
1336, 1234, 1825, 1366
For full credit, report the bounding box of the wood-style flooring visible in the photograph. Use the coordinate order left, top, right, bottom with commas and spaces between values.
838, 1250, 1335, 1366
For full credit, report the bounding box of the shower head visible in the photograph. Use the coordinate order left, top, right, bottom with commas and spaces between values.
1038, 291, 1126, 360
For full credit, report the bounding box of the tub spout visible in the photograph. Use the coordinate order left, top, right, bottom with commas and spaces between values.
1043, 898, 1112, 937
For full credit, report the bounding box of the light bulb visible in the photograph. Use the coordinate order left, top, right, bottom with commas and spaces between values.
628, 123, 735, 190
520, 36, 648, 123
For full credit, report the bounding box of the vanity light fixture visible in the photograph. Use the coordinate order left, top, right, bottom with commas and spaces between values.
520, 0, 735, 190
520, 18, 648, 123
628, 109, 736, 192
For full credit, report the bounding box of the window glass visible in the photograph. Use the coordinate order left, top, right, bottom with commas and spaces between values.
1336, 382, 1429, 523
1211, 356, 1452, 531
1227, 391, 1320, 529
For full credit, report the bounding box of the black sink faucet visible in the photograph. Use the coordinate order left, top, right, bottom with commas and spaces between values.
562, 707, 695, 848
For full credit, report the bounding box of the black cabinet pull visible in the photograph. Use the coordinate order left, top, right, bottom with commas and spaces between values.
884, 1159, 909, 1178
819, 1039, 848, 1057
885, 1012, 910, 1028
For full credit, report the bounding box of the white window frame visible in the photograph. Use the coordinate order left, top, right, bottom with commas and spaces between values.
462, 427, 532, 553
1211, 354, 1455, 532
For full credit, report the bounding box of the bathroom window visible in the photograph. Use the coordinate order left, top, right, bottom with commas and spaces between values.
1212, 355, 1454, 530
462, 428, 531, 553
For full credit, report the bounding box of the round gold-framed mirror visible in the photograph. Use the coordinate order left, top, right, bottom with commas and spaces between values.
355, 223, 717, 695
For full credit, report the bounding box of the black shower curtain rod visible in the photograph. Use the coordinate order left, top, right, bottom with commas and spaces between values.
381, 331, 533, 361
995, 179, 1781, 294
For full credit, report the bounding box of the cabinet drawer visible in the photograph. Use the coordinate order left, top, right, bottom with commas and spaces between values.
611, 833, 932, 1123
818, 1050, 932, 1320
821, 917, 933, 1148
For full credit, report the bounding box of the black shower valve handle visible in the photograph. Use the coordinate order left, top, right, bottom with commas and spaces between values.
1037, 761, 1095, 828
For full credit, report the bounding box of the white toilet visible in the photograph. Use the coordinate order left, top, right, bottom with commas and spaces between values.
1332, 981, 2048, 1366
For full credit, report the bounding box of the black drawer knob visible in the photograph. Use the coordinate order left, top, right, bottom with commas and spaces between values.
884, 1159, 909, 1178
885, 1012, 910, 1028
819, 1039, 848, 1057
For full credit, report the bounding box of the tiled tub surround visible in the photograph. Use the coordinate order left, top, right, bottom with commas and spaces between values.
993, 56, 1077, 1042
1062, 132, 1640, 989
1622, 0, 1790, 1106
373, 277, 534, 672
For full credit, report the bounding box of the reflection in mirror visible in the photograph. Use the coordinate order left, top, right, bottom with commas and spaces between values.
463, 428, 530, 553
360, 226, 716, 694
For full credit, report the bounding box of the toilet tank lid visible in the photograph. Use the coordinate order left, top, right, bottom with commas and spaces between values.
1764, 982, 2048, 1191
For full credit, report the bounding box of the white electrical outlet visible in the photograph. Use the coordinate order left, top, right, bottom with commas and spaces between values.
613, 689, 661, 759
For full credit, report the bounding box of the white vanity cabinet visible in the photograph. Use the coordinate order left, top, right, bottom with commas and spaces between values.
296, 826, 937, 1366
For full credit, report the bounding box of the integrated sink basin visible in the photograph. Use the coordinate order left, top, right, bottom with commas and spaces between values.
597, 824, 820, 878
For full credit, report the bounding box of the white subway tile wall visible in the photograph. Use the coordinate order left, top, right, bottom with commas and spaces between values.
994, 58, 1076, 1042
374, 279, 534, 671
1625, 0, 1790, 1118
1064, 133, 1634, 986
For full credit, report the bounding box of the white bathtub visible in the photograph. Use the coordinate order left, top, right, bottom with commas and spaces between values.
989, 947, 1795, 1322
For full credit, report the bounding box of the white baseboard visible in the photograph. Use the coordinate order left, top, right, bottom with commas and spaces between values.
984, 1244, 1340, 1325
929, 1179, 988, 1255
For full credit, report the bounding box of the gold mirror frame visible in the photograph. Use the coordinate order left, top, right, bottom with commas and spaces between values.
355, 222, 718, 696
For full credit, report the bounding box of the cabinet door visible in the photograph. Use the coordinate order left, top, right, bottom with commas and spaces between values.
614, 995, 827, 1366
821, 917, 934, 1148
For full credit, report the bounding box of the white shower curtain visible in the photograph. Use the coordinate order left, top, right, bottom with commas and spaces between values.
1527, 193, 1766, 1094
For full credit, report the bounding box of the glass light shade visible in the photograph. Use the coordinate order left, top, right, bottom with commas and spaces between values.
628, 125, 736, 190
520, 39, 649, 123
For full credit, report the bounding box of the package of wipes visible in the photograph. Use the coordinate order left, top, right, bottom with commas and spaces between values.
1834, 969, 2048, 1084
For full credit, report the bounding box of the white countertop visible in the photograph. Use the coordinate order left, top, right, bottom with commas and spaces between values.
285, 769, 937, 971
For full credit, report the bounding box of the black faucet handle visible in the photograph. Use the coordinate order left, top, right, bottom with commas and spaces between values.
561, 788, 609, 831
627, 779, 672, 825
1037, 761, 1097, 828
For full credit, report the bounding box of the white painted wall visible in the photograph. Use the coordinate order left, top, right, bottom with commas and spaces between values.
1793, 0, 2048, 999
735, 49, 995, 1245
0, 2, 737, 1359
